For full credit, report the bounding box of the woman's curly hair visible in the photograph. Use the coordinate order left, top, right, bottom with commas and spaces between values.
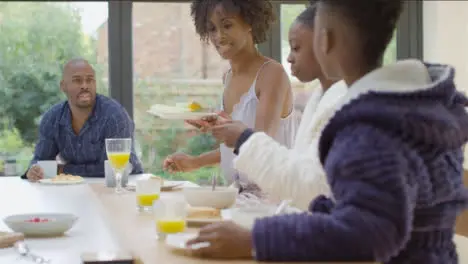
190, 0, 276, 44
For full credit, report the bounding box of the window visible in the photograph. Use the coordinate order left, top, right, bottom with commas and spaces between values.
280, 4, 315, 115
0, 2, 109, 175
280, 4, 398, 73
131, 3, 228, 185
384, 32, 397, 65
280, 4, 308, 82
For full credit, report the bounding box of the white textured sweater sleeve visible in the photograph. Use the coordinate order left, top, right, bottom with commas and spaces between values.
233, 81, 348, 211
233, 132, 331, 211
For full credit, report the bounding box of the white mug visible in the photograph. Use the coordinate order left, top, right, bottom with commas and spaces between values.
104, 160, 132, 187
37, 160, 58, 179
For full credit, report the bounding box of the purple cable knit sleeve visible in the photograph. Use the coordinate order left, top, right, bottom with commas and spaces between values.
251, 124, 416, 262
309, 195, 335, 213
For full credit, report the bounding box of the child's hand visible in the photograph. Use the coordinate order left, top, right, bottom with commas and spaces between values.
208, 120, 248, 148
187, 111, 232, 132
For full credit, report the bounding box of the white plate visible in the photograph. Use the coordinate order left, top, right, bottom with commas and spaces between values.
166, 233, 210, 250
3, 213, 78, 237
38, 178, 84, 185
125, 180, 185, 192
147, 109, 216, 120
161, 181, 185, 191
149, 104, 190, 113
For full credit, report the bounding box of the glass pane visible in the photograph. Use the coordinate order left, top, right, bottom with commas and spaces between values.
280, 4, 314, 115
132, 3, 228, 186
280, 4, 308, 82
384, 31, 397, 65
0, 2, 109, 175
281, 4, 398, 67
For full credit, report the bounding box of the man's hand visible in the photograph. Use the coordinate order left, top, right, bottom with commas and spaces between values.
26, 165, 44, 182
186, 221, 254, 259
58, 164, 65, 174
209, 121, 249, 148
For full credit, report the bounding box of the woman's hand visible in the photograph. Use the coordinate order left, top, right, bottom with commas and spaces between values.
162, 153, 199, 173
185, 111, 232, 132
185, 119, 212, 131
209, 120, 249, 148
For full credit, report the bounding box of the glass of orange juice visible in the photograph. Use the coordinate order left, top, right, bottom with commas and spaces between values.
136, 178, 161, 211
153, 196, 187, 240
105, 138, 132, 194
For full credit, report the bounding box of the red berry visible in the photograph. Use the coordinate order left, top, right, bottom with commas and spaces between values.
24, 217, 50, 223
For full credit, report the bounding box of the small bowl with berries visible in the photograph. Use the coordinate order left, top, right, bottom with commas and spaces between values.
3, 213, 78, 237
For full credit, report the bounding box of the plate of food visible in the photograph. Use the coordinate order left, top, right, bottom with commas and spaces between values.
125, 175, 185, 192
149, 175, 185, 191
185, 207, 227, 227
147, 101, 217, 120
162, 181, 185, 192
38, 174, 84, 185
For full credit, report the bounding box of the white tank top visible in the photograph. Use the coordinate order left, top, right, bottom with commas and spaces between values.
219, 61, 298, 190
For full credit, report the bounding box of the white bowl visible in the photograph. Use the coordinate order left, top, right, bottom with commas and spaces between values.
230, 206, 276, 229
3, 213, 78, 237
183, 187, 238, 209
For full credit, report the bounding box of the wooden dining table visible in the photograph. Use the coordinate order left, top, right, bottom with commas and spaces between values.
0, 176, 466, 264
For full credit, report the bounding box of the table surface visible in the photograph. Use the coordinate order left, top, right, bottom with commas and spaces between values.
0, 177, 120, 263
0, 176, 466, 264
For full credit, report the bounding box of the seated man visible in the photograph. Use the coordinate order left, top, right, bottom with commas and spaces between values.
22, 58, 143, 181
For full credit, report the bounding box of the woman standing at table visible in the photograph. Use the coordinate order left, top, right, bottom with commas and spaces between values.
186, 0, 468, 263
203, 4, 348, 211
163, 0, 297, 195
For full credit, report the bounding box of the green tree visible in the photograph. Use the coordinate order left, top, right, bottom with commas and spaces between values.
0, 2, 102, 144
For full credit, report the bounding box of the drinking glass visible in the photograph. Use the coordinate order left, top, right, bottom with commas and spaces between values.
153, 196, 187, 240
105, 138, 132, 194
136, 178, 161, 211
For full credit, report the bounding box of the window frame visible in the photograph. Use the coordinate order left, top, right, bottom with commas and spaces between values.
107, 0, 423, 117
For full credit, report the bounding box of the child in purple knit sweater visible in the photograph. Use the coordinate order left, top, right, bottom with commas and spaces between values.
187, 0, 468, 263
